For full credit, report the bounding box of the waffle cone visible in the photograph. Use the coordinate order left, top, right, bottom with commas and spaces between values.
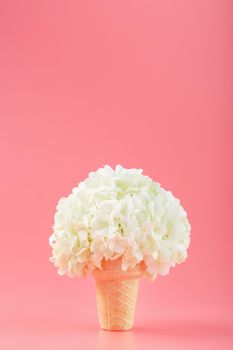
94, 259, 143, 331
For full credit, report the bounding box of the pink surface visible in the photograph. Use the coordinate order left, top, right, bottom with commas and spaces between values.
0, 0, 232, 349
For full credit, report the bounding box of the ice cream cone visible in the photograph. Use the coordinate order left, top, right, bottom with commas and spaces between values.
93, 259, 143, 331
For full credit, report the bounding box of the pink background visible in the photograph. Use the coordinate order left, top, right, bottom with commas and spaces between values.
0, 0, 232, 349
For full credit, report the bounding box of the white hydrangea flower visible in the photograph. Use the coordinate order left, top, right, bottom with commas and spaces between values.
49, 164, 191, 279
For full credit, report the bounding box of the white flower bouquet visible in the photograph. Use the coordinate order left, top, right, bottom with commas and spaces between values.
49, 165, 191, 330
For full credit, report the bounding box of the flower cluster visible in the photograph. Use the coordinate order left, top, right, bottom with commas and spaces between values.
49, 165, 191, 279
